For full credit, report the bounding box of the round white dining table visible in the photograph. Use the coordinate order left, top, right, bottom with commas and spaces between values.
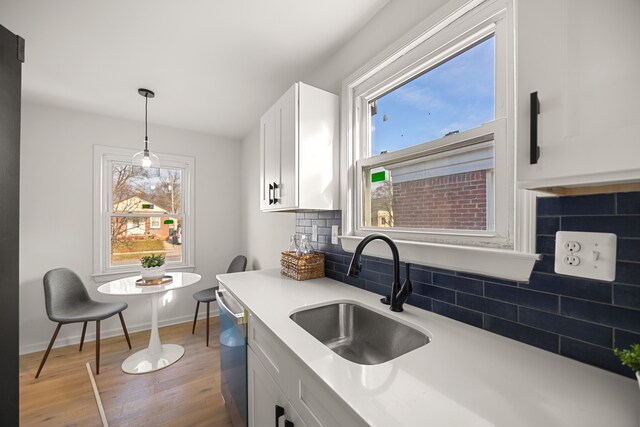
97, 272, 201, 374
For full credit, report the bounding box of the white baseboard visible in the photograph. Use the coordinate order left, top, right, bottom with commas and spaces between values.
19, 308, 220, 355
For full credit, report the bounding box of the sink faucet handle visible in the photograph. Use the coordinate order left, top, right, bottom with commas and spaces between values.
400, 277, 412, 297
395, 263, 413, 307
347, 259, 362, 277
396, 278, 413, 308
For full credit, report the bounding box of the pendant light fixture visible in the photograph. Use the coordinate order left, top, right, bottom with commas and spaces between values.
132, 88, 158, 168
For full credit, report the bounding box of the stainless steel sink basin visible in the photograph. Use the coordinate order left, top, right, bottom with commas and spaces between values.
290, 302, 430, 365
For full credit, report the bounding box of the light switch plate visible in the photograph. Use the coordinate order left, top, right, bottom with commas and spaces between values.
312, 225, 318, 242
554, 231, 617, 281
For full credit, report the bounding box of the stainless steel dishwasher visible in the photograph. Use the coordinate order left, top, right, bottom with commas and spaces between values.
215, 287, 247, 427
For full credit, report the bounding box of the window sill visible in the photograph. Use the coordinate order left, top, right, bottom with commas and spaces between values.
339, 236, 539, 282
92, 265, 196, 283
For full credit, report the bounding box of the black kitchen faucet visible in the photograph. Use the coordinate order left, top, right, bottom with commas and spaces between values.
347, 233, 413, 312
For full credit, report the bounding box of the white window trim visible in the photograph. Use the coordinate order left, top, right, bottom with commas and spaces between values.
339, 0, 539, 281
92, 145, 196, 280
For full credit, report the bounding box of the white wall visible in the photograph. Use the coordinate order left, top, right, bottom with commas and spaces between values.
240, 126, 295, 270
20, 102, 243, 354
306, 0, 449, 94
240, 0, 449, 259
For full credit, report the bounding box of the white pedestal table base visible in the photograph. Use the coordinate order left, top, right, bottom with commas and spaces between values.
121, 344, 185, 374
121, 292, 184, 374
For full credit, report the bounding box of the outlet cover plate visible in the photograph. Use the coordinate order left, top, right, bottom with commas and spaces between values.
331, 225, 339, 245
554, 231, 617, 281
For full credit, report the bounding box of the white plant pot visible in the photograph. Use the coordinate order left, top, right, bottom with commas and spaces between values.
140, 265, 166, 280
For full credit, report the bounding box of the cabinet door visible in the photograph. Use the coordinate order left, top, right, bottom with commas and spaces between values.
273, 84, 297, 209
517, 0, 640, 188
288, 358, 368, 427
248, 348, 306, 427
0, 24, 22, 425
260, 105, 277, 210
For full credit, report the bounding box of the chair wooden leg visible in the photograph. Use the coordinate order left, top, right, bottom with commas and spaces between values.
95, 320, 100, 375
119, 312, 132, 349
192, 301, 200, 334
79, 322, 88, 351
206, 302, 210, 347
36, 323, 62, 379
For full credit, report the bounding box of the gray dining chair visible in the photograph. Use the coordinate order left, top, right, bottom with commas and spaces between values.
36, 268, 132, 378
192, 255, 247, 346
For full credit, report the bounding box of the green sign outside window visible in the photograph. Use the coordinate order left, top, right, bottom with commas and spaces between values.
371, 171, 386, 183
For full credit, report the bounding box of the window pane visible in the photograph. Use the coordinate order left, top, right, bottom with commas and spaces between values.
112, 163, 182, 214
370, 36, 495, 155
364, 143, 494, 231
110, 216, 183, 266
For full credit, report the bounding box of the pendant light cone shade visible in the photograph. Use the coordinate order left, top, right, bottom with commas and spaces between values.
133, 88, 159, 168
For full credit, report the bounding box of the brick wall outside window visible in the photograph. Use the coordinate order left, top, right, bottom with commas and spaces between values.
391, 170, 487, 230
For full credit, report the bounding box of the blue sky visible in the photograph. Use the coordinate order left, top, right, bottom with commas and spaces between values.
371, 36, 495, 155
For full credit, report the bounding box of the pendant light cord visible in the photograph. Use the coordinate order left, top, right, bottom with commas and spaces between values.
144, 94, 149, 151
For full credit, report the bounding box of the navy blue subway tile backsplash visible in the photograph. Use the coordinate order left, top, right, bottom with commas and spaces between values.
296, 191, 640, 379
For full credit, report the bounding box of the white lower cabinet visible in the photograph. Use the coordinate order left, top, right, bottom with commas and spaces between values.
247, 314, 367, 427
248, 347, 306, 427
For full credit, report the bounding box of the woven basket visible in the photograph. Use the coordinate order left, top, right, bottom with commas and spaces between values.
281, 251, 325, 281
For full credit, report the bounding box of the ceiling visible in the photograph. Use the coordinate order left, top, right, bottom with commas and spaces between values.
0, 0, 388, 139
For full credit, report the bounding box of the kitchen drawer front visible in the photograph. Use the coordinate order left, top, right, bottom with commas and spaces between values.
248, 313, 294, 396
289, 359, 367, 427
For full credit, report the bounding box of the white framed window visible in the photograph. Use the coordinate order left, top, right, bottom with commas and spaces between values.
345, 0, 514, 248
93, 146, 195, 277
340, 0, 538, 280
150, 217, 161, 229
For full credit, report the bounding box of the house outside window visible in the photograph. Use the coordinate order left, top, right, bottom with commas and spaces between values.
94, 146, 195, 276
126, 217, 145, 235
343, 0, 517, 250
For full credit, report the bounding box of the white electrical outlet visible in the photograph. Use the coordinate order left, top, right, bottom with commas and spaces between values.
331, 225, 340, 245
312, 225, 318, 242
554, 231, 616, 281
563, 255, 581, 266
563, 241, 581, 252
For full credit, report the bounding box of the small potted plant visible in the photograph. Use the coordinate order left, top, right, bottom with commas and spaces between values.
140, 254, 166, 280
614, 344, 640, 390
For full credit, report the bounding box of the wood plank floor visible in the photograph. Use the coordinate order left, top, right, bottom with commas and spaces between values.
20, 318, 233, 427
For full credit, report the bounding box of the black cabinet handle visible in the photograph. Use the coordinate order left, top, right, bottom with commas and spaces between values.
275, 405, 285, 427
268, 183, 274, 205
273, 182, 279, 204
530, 91, 540, 164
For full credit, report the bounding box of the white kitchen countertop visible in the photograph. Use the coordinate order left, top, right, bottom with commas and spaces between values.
217, 269, 639, 427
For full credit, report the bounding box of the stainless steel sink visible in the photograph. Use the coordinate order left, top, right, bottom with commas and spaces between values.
290, 302, 430, 365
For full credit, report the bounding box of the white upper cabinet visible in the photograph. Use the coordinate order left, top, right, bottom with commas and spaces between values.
260, 82, 339, 212
516, 0, 640, 190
